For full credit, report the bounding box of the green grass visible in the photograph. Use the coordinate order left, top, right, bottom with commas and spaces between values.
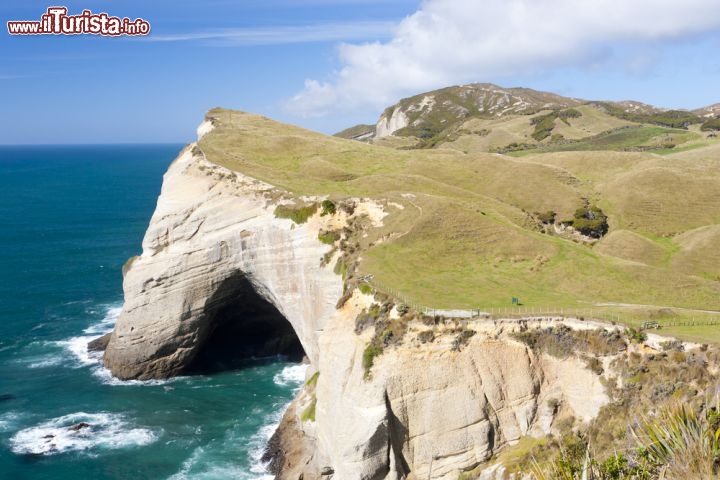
318, 231, 340, 245
300, 396, 317, 422
274, 203, 318, 224
334, 123, 375, 139
305, 371, 319, 388
198, 108, 720, 343
362, 343, 383, 379
509, 126, 700, 155
591, 102, 703, 128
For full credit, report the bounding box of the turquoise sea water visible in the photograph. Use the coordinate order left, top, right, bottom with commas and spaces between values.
0, 145, 303, 479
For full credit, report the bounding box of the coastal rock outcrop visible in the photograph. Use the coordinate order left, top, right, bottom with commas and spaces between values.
103, 145, 342, 379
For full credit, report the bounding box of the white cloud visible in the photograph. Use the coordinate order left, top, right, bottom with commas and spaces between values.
146, 21, 394, 45
285, 0, 720, 116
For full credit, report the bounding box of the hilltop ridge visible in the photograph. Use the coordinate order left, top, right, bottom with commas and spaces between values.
336, 83, 720, 153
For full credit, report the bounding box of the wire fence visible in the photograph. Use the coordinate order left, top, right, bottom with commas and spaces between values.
365, 278, 719, 329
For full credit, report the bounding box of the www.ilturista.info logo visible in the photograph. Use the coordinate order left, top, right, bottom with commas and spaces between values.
7, 7, 150, 36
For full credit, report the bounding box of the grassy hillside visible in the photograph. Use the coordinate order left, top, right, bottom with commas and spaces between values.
363, 84, 715, 154
334, 123, 375, 140
199, 108, 720, 331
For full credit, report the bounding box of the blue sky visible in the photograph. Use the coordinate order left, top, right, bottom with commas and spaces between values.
1, 0, 720, 144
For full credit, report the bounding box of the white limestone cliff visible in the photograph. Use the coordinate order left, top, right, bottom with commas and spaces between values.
103, 145, 342, 379
376, 107, 409, 138
312, 310, 608, 480
102, 138, 610, 479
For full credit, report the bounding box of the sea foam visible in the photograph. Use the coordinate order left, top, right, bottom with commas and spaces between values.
10, 412, 158, 456
272, 364, 308, 388
55, 305, 174, 386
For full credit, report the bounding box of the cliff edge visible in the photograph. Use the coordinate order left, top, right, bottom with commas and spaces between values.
103, 143, 342, 379
100, 117, 616, 479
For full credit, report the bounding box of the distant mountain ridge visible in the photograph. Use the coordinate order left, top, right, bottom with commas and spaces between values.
335, 83, 719, 151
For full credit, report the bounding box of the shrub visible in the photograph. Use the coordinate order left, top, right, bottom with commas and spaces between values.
633, 402, 720, 478
584, 356, 604, 375
451, 329, 476, 351
701, 118, 720, 131
396, 303, 410, 316
418, 330, 435, 344
570, 205, 608, 238
274, 203, 318, 224
660, 340, 684, 352
531, 113, 557, 141
358, 282, 373, 295
536, 210, 557, 224
354, 312, 375, 334
318, 231, 340, 245
368, 303, 381, 318
513, 326, 626, 358
592, 102, 701, 128
558, 108, 582, 120
320, 199, 336, 216
626, 328, 647, 344
362, 344, 383, 379
333, 258, 348, 279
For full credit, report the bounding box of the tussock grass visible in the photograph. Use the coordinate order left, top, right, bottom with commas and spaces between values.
633, 402, 720, 478
274, 203, 318, 224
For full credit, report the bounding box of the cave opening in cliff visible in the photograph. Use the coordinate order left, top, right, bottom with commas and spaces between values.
185, 272, 305, 374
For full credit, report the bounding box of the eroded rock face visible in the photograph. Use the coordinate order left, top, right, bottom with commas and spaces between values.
103, 146, 342, 379
376, 107, 409, 138
313, 305, 609, 480
103, 140, 609, 479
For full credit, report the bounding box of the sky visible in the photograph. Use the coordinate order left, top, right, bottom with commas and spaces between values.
1, 0, 720, 145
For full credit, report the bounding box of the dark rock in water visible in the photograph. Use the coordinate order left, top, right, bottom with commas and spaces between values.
68, 422, 91, 432
88, 333, 112, 352
0, 393, 15, 402
321, 466, 335, 476
261, 426, 284, 475
42, 435, 55, 440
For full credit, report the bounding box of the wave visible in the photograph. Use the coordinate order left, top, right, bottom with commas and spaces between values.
25, 355, 64, 369
246, 364, 308, 478
247, 408, 284, 480
51, 304, 175, 386
83, 306, 123, 335
55, 335, 104, 367
10, 412, 158, 456
54, 304, 122, 367
272, 364, 308, 388
0, 411, 23, 433
92, 365, 177, 387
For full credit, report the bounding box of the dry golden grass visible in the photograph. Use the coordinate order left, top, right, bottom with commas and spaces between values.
442, 115, 537, 153
671, 225, 720, 281
594, 230, 669, 267
551, 105, 635, 139
602, 162, 720, 235
198, 108, 720, 328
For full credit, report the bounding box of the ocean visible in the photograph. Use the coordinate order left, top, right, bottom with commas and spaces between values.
0, 145, 304, 479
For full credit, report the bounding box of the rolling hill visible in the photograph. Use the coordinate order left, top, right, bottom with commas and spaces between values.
199, 87, 720, 341
336, 83, 717, 155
